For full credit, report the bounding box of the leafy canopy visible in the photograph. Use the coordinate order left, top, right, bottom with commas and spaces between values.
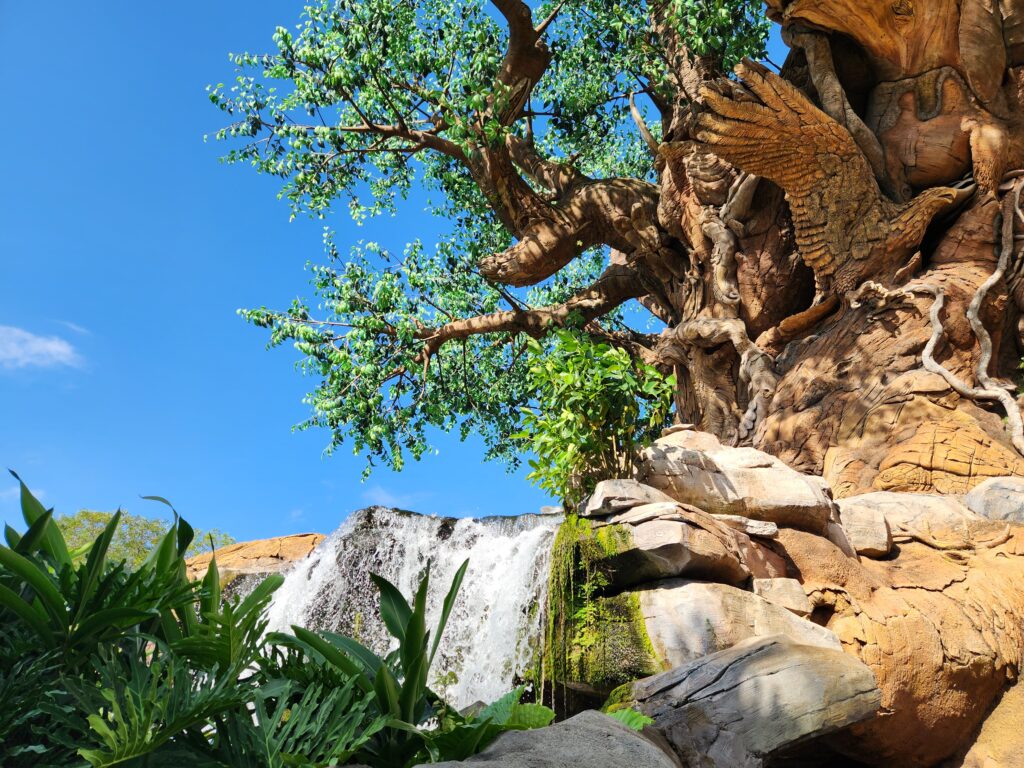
213, 0, 768, 474
56, 509, 234, 567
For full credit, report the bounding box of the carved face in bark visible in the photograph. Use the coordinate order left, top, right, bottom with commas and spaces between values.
771, 0, 962, 82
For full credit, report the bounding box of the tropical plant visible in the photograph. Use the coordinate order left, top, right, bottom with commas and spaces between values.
279, 560, 555, 767
514, 331, 675, 507
0, 473, 554, 767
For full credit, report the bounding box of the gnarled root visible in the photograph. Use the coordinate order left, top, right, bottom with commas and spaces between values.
657, 318, 778, 444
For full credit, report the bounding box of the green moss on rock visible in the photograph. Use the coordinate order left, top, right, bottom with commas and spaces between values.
545, 515, 660, 710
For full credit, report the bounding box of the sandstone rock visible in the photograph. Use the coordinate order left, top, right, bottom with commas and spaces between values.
604, 501, 684, 526
638, 580, 841, 668
582, 479, 677, 517
423, 710, 680, 768
185, 533, 324, 582
752, 577, 811, 617
631, 635, 880, 768
737, 537, 789, 579
836, 497, 893, 558
772, 524, 1024, 767
826, 519, 858, 558
963, 476, 1024, 522
952, 681, 1024, 768
712, 514, 779, 538
635, 429, 833, 532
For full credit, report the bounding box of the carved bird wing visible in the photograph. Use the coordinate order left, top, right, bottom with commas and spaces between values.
697, 60, 967, 292
696, 60, 891, 284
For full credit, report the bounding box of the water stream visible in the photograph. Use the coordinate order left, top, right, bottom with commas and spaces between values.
264, 506, 560, 709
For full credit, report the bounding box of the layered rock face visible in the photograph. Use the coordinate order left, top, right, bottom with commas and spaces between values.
185, 532, 325, 587
550, 428, 1024, 767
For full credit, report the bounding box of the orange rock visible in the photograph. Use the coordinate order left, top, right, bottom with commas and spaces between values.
185, 532, 324, 581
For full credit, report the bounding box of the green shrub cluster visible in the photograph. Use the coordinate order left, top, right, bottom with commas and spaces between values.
0, 472, 553, 767
515, 331, 675, 510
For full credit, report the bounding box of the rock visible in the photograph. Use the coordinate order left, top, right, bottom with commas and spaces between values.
752, 578, 812, 616
185, 533, 324, 582
836, 496, 894, 558
839, 491, 982, 543
598, 504, 752, 587
737, 537, 789, 579
582, 479, 677, 517
538, 505, 564, 516
637, 580, 841, 668
423, 710, 680, 768
772, 524, 1024, 766
952, 681, 1024, 768
712, 514, 779, 538
963, 476, 1024, 522
826, 519, 858, 558
630, 636, 881, 768
635, 430, 834, 532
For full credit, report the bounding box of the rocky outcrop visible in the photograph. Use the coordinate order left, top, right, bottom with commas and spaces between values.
626, 636, 881, 768
185, 533, 324, 582
835, 496, 893, 558
964, 477, 1024, 522
638, 581, 840, 667
424, 710, 680, 768
545, 429, 1024, 767
635, 430, 834, 532
583, 479, 677, 517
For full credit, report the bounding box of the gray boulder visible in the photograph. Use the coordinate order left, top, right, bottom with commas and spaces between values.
582, 479, 677, 517
963, 477, 1024, 522
638, 580, 841, 668
423, 710, 680, 768
631, 635, 881, 768
752, 577, 812, 617
836, 496, 894, 558
635, 430, 834, 532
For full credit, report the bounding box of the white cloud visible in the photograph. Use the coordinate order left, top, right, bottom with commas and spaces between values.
288, 508, 305, 521
55, 320, 91, 336
361, 485, 429, 509
0, 326, 83, 369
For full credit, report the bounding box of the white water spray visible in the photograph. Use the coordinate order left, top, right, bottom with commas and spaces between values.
264, 507, 560, 709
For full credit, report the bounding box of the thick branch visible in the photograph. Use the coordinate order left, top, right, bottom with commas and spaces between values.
418, 263, 645, 358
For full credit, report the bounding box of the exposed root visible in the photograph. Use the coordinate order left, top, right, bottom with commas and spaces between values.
911, 183, 1024, 456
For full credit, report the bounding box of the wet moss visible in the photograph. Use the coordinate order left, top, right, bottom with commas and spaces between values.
544, 515, 659, 714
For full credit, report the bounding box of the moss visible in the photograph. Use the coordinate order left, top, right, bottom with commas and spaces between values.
601, 681, 637, 714
544, 515, 659, 713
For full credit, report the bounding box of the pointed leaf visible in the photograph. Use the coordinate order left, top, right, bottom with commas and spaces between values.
429, 558, 468, 666
370, 572, 411, 644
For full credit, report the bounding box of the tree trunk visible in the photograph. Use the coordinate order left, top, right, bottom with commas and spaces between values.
648, 2, 1024, 499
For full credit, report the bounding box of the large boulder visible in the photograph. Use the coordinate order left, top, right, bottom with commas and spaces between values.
423, 710, 680, 768
628, 635, 881, 768
836, 496, 894, 558
637, 580, 841, 667
582, 479, 676, 517
963, 476, 1024, 523
635, 429, 834, 532
185, 533, 324, 582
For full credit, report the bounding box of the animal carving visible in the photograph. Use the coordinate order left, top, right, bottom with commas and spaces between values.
767, 0, 1024, 196
697, 62, 971, 294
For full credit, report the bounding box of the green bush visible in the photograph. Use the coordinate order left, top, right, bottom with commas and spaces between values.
514, 331, 675, 509
0, 472, 552, 767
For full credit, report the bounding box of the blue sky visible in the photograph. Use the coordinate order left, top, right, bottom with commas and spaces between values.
0, 2, 786, 542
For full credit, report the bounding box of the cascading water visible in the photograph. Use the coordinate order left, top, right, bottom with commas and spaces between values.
264, 506, 560, 709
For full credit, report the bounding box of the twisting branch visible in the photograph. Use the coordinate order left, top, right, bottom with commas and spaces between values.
911, 182, 1024, 455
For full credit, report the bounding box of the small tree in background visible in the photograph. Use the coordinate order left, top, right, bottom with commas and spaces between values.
56, 510, 234, 566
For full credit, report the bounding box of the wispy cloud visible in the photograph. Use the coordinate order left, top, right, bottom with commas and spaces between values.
288, 508, 305, 522
361, 485, 430, 509
0, 326, 83, 370
55, 320, 91, 336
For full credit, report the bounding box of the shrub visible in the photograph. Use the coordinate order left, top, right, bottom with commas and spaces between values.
515, 331, 675, 508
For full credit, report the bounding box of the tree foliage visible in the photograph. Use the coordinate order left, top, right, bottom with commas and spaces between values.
212, 0, 768, 475
56, 510, 234, 567
514, 331, 674, 507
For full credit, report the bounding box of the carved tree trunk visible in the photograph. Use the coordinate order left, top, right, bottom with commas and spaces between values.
645, 0, 1024, 500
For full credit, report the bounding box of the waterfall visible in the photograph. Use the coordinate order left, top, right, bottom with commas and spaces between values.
264, 506, 560, 709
